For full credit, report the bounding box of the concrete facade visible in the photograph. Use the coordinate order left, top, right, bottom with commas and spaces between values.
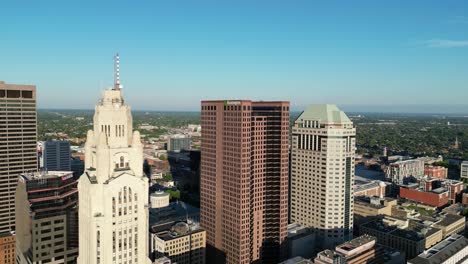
408, 234, 468, 264
386, 158, 425, 184
150, 222, 205, 264
0, 81, 37, 234
354, 181, 387, 198
360, 217, 443, 259
16, 171, 79, 264
290, 104, 356, 248
354, 197, 397, 218
77, 86, 151, 264
314, 235, 404, 264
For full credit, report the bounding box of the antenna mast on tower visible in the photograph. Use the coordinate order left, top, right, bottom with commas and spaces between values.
114, 52, 121, 90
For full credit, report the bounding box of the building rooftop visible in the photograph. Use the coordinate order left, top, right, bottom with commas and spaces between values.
20, 171, 73, 181
431, 187, 448, 194
354, 180, 387, 194
279, 256, 313, 264
154, 221, 204, 241
409, 234, 468, 264
362, 218, 440, 242
315, 249, 344, 261
149, 201, 200, 232
151, 190, 170, 198
391, 226, 439, 242
296, 104, 351, 124
0, 231, 14, 238
354, 198, 385, 209
287, 223, 315, 240
336, 234, 375, 252
390, 158, 425, 166
434, 214, 464, 227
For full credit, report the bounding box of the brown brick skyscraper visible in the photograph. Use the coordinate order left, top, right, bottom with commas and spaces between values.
200, 100, 289, 264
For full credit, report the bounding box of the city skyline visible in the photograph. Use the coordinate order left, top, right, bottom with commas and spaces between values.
2, 1, 468, 263
1, 1, 468, 112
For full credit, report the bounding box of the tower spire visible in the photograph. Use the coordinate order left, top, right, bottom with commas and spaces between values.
114, 52, 121, 90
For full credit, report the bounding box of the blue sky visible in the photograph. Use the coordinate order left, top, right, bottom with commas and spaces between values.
1, 0, 467, 112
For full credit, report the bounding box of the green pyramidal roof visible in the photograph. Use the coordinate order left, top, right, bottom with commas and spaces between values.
297, 104, 351, 123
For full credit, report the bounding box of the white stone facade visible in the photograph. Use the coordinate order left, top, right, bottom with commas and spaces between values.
150, 191, 170, 209
77, 89, 151, 264
290, 105, 356, 248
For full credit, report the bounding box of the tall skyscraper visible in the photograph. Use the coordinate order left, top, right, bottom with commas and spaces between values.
43, 140, 71, 171
200, 100, 290, 264
77, 54, 151, 264
290, 104, 355, 248
0, 81, 37, 262
16, 171, 79, 264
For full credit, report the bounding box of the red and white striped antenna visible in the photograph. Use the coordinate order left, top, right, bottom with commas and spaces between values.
114, 52, 122, 90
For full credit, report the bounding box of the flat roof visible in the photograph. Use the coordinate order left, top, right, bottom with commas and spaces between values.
409, 234, 468, 264
155, 222, 204, 241
434, 214, 464, 227
336, 235, 375, 251
362, 219, 440, 242
431, 187, 448, 194
149, 201, 200, 229
20, 171, 73, 181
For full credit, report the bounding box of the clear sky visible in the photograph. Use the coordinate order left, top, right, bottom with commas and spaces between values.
1, 0, 467, 112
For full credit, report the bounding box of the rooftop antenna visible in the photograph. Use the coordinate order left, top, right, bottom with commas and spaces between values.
113, 52, 121, 90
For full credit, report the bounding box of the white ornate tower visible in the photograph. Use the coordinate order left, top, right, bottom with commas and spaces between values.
77, 54, 151, 264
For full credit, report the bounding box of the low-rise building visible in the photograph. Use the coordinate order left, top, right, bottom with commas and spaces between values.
418, 156, 443, 165
149, 201, 200, 232
0, 232, 15, 264
287, 223, 316, 259
432, 214, 465, 239
353, 197, 397, 235
150, 221, 205, 264
461, 161, 468, 180
354, 180, 387, 198
400, 186, 449, 207
424, 165, 448, 179
463, 193, 468, 205
314, 250, 344, 264
354, 197, 397, 218
360, 216, 443, 259
386, 158, 425, 184
279, 256, 313, 264
400, 177, 465, 206
442, 203, 464, 216
408, 234, 468, 264
314, 235, 404, 264
445, 180, 464, 204
154, 256, 172, 264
